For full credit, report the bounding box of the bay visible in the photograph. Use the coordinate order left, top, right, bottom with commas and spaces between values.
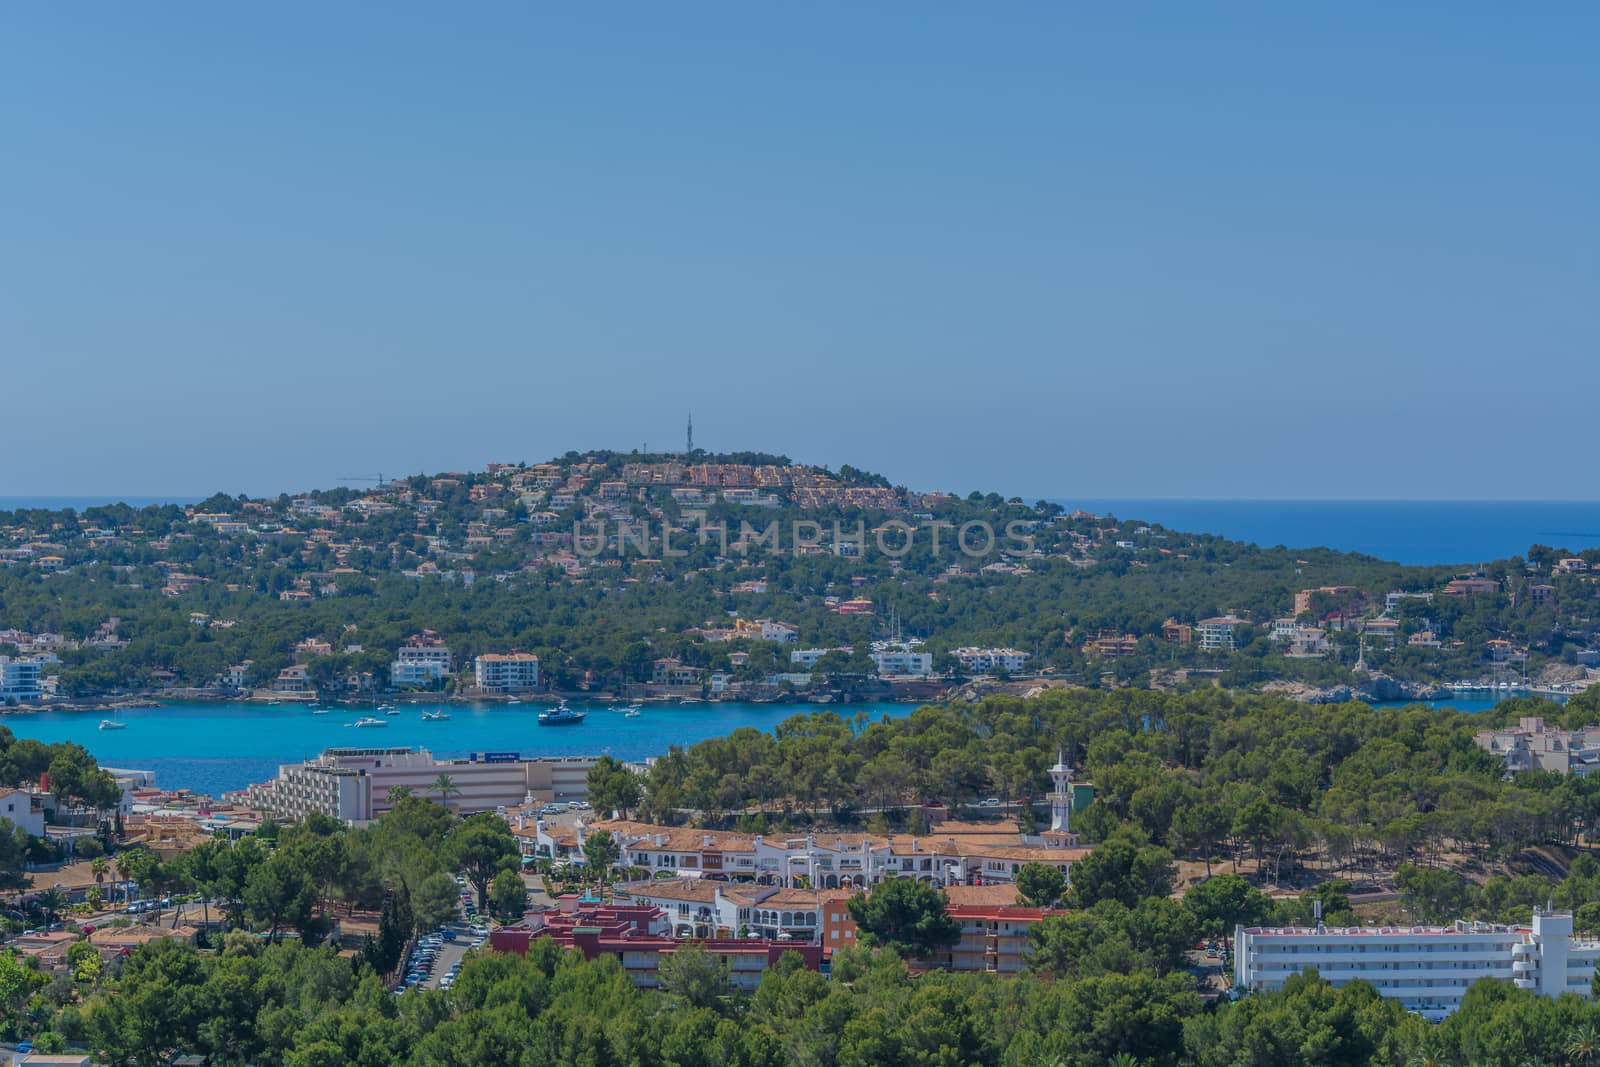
3, 700, 915, 798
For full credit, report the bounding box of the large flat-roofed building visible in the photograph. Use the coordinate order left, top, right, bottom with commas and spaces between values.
1196, 615, 1248, 652
474, 652, 540, 692
0, 655, 44, 701
390, 632, 452, 687
1234, 911, 1600, 1021
243, 747, 598, 823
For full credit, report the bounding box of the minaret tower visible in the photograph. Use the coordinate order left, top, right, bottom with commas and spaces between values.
1043, 750, 1078, 847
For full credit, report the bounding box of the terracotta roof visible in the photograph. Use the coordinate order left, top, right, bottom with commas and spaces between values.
619, 877, 720, 904
90, 923, 198, 947
944, 884, 1021, 907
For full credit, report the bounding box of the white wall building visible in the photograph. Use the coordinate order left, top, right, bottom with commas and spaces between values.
790, 648, 847, 668
1234, 912, 1600, 1021
952, 647, 1030, 675
244, 747, 598, 823
1197, 615, 1248, 652
0, 787, 45, 837
390, 635, 452, 687
870, 648, 933, 676
474, 653, 540, 692
573, 820, 1087, 893
0, 656, 44, 701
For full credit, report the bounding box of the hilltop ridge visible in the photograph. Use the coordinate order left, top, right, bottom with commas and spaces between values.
0, 451, 1595, 704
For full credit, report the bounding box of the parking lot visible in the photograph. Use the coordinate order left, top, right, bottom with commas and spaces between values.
397, 876, 488, 994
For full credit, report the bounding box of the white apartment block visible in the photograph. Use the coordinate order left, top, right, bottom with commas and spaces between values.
475, 653, 540, 692
789, 648, 846, 668
244, 747, 598, 823
1197, 615, 1248, 652
390, 635, 452, 687
871, 648, 933, 676
952, 647, 1030, 675
0, 656, 45, 701
1235, 912, 1600, 1021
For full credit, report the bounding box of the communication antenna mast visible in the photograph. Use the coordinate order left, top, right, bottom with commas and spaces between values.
686, 413, 694, 454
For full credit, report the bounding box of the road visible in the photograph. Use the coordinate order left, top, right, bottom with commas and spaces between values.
424, 937, 470, 989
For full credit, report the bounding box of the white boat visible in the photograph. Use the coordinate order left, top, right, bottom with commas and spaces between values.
352, 717, 387, 728
311, 707, 332, 715
421, 710, 451, 721
507, 698, 521, 705
624, 709, 641, 718
98, 719, 127, 730
385, 708, 401, 716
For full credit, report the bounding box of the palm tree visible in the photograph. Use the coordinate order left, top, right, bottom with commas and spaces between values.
114, 853, 135, 904
387, 785, 414, 803
91, 856, 108, 889
431, 774, 460, 807
1568, 1025, 1600, 1067
1405, 1035, 1451, 1067
39, 887, 66, 929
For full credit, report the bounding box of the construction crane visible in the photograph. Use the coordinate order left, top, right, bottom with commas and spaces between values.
339, 473, 388, 488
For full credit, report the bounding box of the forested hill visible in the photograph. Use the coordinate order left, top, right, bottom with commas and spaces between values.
1, 450, 1596, 698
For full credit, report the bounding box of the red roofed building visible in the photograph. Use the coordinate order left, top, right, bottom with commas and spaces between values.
936, 904, 1059, 974
489, 901, 823, 990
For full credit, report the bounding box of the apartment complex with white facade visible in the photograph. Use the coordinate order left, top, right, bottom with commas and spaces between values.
1197, 614, 1249, 652
522, 817, 1088, 892
1234, 912, 1600, 1021
870, 641, 933, 676
243, 747, 598, 823
474, 652, 540, 692
952, 647, 1030, 675
0, 656, 45, 701
389, 633, 452, 687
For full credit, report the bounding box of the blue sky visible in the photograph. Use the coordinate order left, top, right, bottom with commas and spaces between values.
2, 5, 1594, 500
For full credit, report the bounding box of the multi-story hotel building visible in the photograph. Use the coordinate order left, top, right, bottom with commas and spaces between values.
0, 656, 44, 701
242, 747, 598, 823
389, 633, 452, 687
1196, 615, 1248, 652
1234, 911, 1600, 1021
473, 652, 540, 692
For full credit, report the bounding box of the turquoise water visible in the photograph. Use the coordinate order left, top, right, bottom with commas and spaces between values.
2, 700, 914, 797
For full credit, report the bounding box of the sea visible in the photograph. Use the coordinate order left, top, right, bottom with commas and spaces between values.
1058, 499, 1600, 567
6, 497, 1596, 794
0, 495, 202, 512
1, 700, 914, 798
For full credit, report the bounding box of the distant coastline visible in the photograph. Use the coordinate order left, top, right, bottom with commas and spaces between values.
1055, 498, 1600, 566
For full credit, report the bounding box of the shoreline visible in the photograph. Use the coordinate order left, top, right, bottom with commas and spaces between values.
0, 688, 951, 716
